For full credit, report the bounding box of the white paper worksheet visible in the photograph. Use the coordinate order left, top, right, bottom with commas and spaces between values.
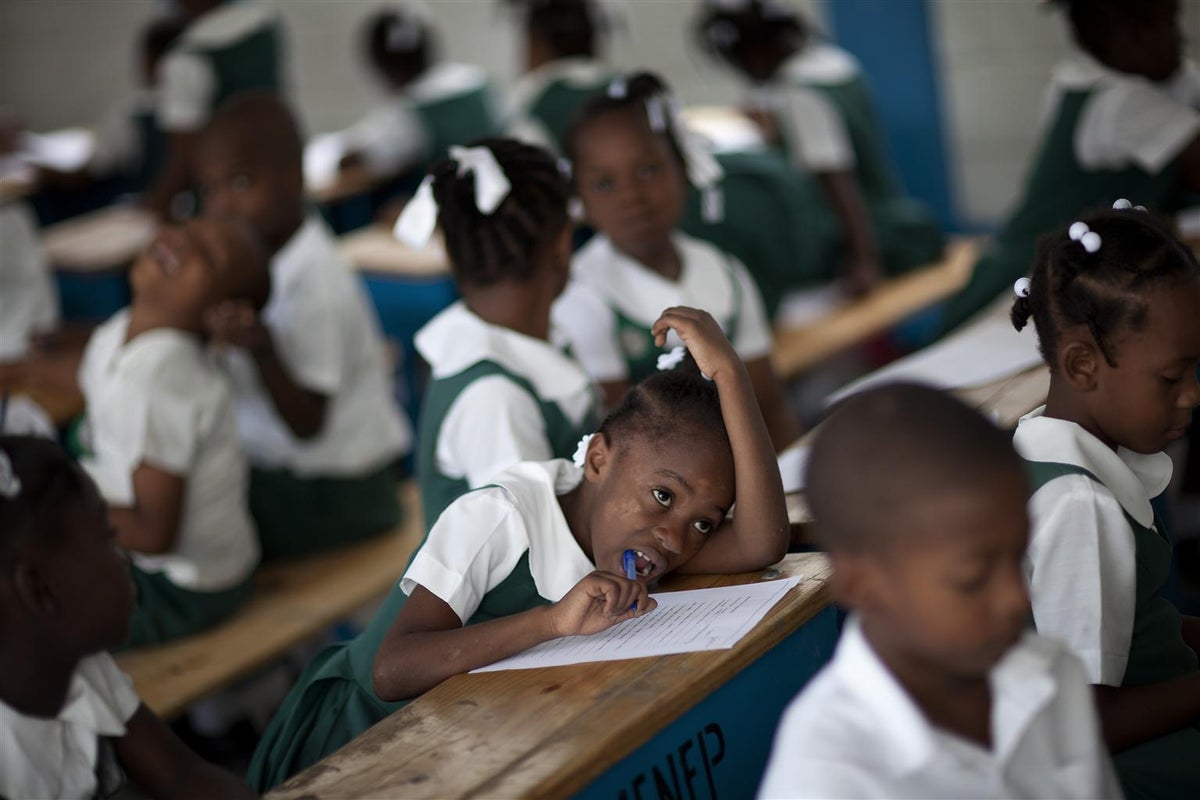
472, 577, 802, 673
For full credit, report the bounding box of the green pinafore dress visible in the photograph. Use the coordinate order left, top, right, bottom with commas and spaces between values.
176, 19, 283, 117
244, 546, 552, 792
525, 70, 613, 151
1027, 462, 1200, 800
416, 359, 598, 531
610, 257, 743, 385
939, 88, 1183, 335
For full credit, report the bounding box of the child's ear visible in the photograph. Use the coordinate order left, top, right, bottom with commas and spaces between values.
583, 433, 612, 483
1059, 334, 1100, 392
12, 558, 60, 618
829, 550, 887, 614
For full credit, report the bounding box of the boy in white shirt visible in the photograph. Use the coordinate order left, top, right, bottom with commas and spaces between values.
195, 92, 412, 561
78, 217, 268, 646
758, 383, 1120, 799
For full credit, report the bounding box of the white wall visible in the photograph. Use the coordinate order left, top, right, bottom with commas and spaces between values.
0, 0, 1195, 229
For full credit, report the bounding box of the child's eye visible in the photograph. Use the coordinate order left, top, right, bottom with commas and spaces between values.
693, 519, 714, 535
652, 488, 672, 508
637, 163, 660, 179
231, 175, 252, 192
1160, 373, 1184, 385
591, 177, 614, 193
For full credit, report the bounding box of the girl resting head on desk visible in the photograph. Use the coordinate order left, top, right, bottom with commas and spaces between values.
247, 306, 788, 791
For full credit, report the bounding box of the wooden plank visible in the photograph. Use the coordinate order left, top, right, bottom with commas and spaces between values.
0, 351, 86, 427
957, 364, 1050, 429
269, 553, 831, 800
771, 237, 979, 379
338, 224, 451, 278
115, 482, 424, 719
43, 205, 158, 272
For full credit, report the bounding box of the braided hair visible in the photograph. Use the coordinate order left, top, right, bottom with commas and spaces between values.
596, 353, 729, 455
1049, 0, 1170, 66
430, 137, 570, 287
1012, 206, 1200, 369
564, 71, 686, 172
365, 5, 434, 88
514, 0, 603, 59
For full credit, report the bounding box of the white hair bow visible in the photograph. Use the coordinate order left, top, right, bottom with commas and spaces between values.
393, 145, 513, 248
1068, 221, 1102, 254
644, 93, 725, 221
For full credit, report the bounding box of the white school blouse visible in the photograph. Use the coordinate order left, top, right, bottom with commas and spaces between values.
1013, 407, 1172, 686
0, 201, 58, 362
157, 1, 278, 132
748, 42, 859, 173
552, 232, 773, 383
220, 216, 412, 477
1046, 50, 1200, 174
757, 618, 1121, 800
338, 96, 429, 178
400, 459, 594, 622
79, 311, 259, 591
415, 302, 597, 490
0, 653, 141, 800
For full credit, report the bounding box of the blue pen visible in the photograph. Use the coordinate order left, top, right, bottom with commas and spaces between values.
623, 549, 638, 612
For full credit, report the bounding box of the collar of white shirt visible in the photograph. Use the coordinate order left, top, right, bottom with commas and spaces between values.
1013, 407, 1172, 528
180, 1, 274, 47
837, 617, 1059, 777
406, 62, 489, 104
415, 301, 591, 404
779, 42, 860, 86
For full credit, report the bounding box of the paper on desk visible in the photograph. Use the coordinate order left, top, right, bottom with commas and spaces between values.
827, 300, 1042, 406
777, 441, 810, 494
472, 576, 802, 672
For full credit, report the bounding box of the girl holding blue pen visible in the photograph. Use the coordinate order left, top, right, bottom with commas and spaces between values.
248, 306, 789, 790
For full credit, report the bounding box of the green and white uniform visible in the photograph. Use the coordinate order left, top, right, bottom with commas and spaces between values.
414, 302, 599, 530
553, 232, 772, 386
157, 1, 283, 133
753, 41, 943, 282
246, 459, 596, 791
407, 62, 502, 165
940, 51, 1200, 335
1015, 408, 1200, 800
506, 57, 613, 153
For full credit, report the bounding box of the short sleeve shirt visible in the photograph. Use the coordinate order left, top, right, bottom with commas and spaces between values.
1013, 408, 1173, 686
0, 653, 141, 800
400, 459, 596, 622
219, 216, 412, 476
79, 311, 259, 590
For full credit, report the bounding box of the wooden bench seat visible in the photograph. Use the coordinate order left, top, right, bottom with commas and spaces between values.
115, 481, 424, 719
771, 237, 979, 380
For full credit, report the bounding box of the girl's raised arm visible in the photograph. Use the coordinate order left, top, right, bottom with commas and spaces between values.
650, 307, 789, 574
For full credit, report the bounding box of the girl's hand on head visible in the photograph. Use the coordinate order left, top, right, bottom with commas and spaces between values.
651, 306, 739, 382
203, 300, 269, 354
550, 571, 656, 637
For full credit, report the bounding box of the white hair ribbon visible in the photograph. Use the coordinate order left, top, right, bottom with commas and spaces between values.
656, 345, 687, 371
572, 433, 595, 469
0, 450, 21, 500
394, 175, 438, 247
393, 145, 513, 248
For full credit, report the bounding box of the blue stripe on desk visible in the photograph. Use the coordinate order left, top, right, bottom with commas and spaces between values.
580, 605, 839, 800
827, 0, 958, 231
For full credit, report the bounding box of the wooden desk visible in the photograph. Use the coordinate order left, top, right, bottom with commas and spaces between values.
116, 482, 424, 719
42, 205, 157, 273
338, 224, 450, 278
957, 364, 1050, 429
771, 238, 978, 379
308, 163, 384, 206
269, 553, 836, 800
0, 353, 86, 427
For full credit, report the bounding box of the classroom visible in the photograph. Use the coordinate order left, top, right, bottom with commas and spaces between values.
1, 1, 1199, 798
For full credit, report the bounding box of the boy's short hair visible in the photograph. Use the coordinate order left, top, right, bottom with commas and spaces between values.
807, 383, 1023, 553
203, 91, 303, 179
